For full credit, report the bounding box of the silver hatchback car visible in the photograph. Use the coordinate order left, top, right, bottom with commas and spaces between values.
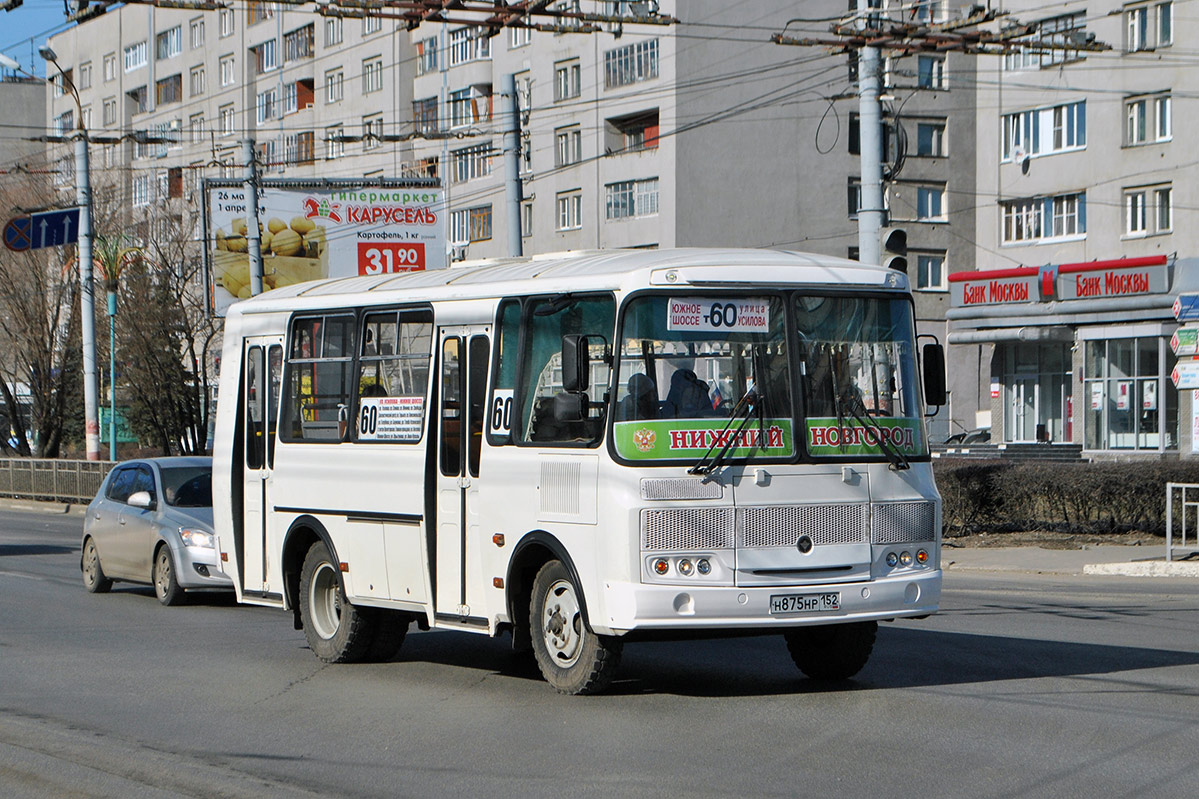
80, 456, 232, 605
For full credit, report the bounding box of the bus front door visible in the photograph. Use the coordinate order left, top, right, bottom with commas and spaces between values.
240, 336, 283, 599
433, 327, 491, 624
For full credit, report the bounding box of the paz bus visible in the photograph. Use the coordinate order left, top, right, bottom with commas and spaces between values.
212, 248, 947, 694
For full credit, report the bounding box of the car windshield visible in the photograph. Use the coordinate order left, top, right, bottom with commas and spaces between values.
160, 466, 213, 508
612, 295, 794, 463
794, 294, 925, 459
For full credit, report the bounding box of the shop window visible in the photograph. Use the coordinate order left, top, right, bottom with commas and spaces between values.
1001, 342, 1071, 443
1083, 336, 1175, 451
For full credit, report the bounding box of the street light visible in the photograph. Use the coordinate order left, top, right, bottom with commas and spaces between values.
40, 44, 102, 462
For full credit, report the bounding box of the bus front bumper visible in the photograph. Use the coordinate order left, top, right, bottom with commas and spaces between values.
595, 569, 941, 636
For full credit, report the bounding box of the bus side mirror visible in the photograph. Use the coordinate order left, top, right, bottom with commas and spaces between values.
554, 391, 587, 423
562, 334, 590, 392
922, 342, 947, 407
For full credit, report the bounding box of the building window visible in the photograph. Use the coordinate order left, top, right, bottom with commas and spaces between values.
1004, 13, 1086, 70
1051, 102, 1086, 150
416, 36, 438, 75
1003, 102, 1087, 160
219, 55, 235, 87
556, 191, 582, 230
362, 57, 383, 93
511, 26, 531, 48
555, 125, 582, 167
449, 84, 491, 128
257, 88, 278, 124
1125, 184, 1172, 236
449, 26, 491, 65
54, 110, 73, 137
915, 252, 947, 291
248, 2, 275, 26
362, 115, 384, 150
605, 109, 658, 152
452, 143, 492, 183
325, 125, 344, 159
522, 201, 533, 237
155, 74, 182, 105
847, 177, 861, 218
189, 113, 205, 143
284, 24, 315, 63
1126, 2, 1173, 51
915, 185, 945, 220
450, 206, 492, 244
324, 17, 343, 46
103, 53, 117, 82
190, 66, 205, 97
1083, 337, 1175, 451
156, 26, 182, 60
132, 174, 152, 207
1002, 192, 1086, 243
1156, 186, 1172, 232
252, 40, 277, 74
326, 69, 344, 103
124, 41, 147, 72
1158, 2, 1173, 45
916, 121, 945, 156
285, 131, 315, 165
917, 55, 945, 89
413, 97, 438, 135
219, 9, 235, 37
103, 97, 117, 126
604, 38, 658, 88
190, 17, 205, 49
219, 104, 235, 136
363, 15, 382, 35
1125, 93, 1169, 146
554, 59, 581, 101
78, 62, 92, 90
605, 178, 659, 220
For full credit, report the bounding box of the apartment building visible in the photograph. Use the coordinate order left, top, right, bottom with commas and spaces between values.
43, 1, 984, 440
954, 0, 1197, 456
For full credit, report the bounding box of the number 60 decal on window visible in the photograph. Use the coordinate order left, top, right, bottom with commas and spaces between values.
489, 388, 513, 435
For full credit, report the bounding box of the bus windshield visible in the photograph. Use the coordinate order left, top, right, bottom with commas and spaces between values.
795, 294, 924, 460
611, 292, 925, 463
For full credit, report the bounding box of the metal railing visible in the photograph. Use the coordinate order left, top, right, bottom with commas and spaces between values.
0, 458, 115, 505
1165, 482, 1199, 562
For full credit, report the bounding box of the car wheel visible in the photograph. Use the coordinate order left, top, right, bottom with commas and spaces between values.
299, 540, 375, 663
783, 621, 877, 680
81, 537, 113, 594
153, 544, 186, 606
529, 560, 622, 695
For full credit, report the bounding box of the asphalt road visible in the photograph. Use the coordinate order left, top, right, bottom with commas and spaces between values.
1, 504, 1197, 799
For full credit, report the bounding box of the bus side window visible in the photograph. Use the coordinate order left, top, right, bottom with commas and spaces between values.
280, 314, 356, 442
486, 299, 521, 445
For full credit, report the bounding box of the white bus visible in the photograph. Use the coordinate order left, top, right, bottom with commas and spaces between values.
213, 248, 947, 694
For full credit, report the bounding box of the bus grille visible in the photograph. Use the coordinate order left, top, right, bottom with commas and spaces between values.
739, 504, 867, 548
871, 501, 936, 544
642, 508, 735, 550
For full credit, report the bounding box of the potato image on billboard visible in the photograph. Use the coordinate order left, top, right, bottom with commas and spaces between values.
270, 228, 303, 256
212, 212, 329, 307
267, 217, 288, 235
289, 216, 316, 235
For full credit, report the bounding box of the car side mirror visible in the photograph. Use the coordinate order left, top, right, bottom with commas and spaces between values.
128, 490, 156, 510
561, 334, 590, 392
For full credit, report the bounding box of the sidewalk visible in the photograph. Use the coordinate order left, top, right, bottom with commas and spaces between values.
943, 543, 1199, 577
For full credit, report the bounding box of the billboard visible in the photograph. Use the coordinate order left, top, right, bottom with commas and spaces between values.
203, 179, 446, 316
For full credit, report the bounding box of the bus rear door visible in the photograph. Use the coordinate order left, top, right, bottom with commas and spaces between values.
240, 335, 283, 599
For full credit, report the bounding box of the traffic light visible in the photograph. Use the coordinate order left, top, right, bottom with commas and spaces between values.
881, 227, 907, 273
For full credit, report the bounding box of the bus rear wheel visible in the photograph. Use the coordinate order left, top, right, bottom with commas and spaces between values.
784, 621, 877, 680
529, 560, 622, 695
299, 541, 375, 663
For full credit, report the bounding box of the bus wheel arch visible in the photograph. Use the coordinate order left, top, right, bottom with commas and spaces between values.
505, 532, 588, 652
282, 516, 337, 630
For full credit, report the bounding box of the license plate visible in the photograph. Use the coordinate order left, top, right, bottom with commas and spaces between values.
769, 592, 841, 615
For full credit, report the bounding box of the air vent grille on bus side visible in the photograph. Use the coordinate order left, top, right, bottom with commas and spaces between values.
871, 501, 936, 544
639, 478, 723, 500
739, 505, 868, 548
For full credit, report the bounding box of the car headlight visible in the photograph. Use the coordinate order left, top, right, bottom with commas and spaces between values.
179, 528, 214, 548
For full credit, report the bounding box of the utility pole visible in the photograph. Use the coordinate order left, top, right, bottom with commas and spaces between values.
242, 138, 264, 295
856, 0, 883, 266
501, 73, 523, 257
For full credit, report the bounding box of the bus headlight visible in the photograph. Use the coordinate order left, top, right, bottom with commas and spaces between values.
678, 559, 694, 576
916, 549, 928, 564
885, 552, 899, 568
899, 551, 913, 567
653, 558, 670, 575
697, 558, 711, 575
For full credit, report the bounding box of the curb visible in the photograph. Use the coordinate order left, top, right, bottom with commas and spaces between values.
0, 498, 85, 516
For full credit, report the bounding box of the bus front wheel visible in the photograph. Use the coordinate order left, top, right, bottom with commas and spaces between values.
529, 560, 622, 695
783, 621, 877, 680
299, 541, 375, 663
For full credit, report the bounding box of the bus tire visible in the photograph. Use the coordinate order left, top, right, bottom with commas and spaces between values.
81, 537, 113, 594
529, 560, 622, 695
783, 621, 877, 680
299, 541, 375, 663
364, 611, 409, 662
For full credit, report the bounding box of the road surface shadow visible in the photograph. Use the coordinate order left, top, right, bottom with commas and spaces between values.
0, 543, 76, 557
380, 626, 1199, 698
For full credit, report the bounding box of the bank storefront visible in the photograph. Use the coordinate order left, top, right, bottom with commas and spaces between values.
947, 255, 1195, 457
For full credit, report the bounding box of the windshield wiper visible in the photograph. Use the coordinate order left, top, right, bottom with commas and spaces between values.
688, 385, 764, 477
839, 387, 910, 471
